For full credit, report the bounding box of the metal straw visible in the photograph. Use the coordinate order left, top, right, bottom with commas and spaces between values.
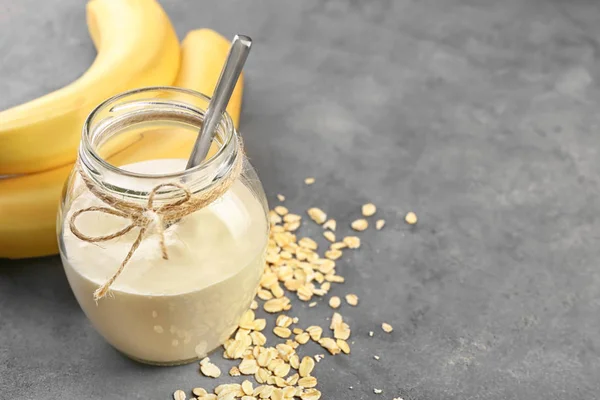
185, 34, 252, 169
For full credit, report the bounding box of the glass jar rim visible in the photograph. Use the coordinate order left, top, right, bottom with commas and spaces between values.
80, 86, 236, 181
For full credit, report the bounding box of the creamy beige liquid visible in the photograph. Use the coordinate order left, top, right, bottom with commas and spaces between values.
61, 159, 267, 365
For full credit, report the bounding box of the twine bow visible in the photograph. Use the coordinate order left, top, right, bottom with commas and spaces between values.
69, 146, 244, 301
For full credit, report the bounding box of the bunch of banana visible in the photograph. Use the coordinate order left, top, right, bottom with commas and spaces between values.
0, 0, 180, 175
0, 0, 244, 259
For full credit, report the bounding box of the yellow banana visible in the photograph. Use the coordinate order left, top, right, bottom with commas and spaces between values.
0, 0, 180, 174
0, 28, 244, 259
0, 132, 195, 259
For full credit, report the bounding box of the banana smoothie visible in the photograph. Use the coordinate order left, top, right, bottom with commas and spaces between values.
61, 158, 268, 365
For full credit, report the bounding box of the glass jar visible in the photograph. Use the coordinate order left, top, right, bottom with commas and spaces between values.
57, 87, 269, 365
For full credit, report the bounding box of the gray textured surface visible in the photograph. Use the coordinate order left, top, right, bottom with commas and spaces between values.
2, 0, 600, 399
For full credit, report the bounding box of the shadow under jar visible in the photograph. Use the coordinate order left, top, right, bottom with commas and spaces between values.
57, 87, 269, 366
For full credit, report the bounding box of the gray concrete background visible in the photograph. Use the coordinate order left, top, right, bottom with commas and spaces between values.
2, 0, 600, 399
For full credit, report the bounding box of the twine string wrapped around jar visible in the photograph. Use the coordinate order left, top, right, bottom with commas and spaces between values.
68, 140, 245, 301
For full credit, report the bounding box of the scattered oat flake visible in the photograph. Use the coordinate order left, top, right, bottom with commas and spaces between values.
284, 221, 301, 231
264, 297, 289, 313
405, 211, 417, 225
173, 193, 386, 398
283, 386, 297, 398
351, 219, 368, 231
343, 236, 360, 249
251, 331, 267, 346
277, 343, 295, 359
297, 285, 313, 301
325, 249, 342, 260
330, 312, 343, 329
272, 388, 284, 400
322, 219, 336, 231
376, 219, 385, 230
382, 322, 394, 333
253, 319, 267, 331
323, 231, 336, 242
306, 326, 323, 341
286, 373, 300, 386
362, 203, 377, 217
304, 177, 315, 185
256, 368, 269, 384
283, 213, 302, 223
276, 315, 293, 328
199, 357, 210, 366
330, 241, 347, 250
298, 237, 318, 250
273, 326, 292, 338
255, 385, 273, 398
173, 390, 186, 400
239, 358, 259, 375
333, 323, 351, 340
328, 296, 341, 309
374, 388, 383, 394
299, 356, 315, 377
274, 205, 288, 216
269, 211, 282, 224
298, 376, 318, 388
241, 380, 253, 396
344, 294, 358, 306
258, 289, 273, 301
200, 362, 221, 378
215, 383, 241, 396
296, 332, 310, 344
239, 309, 255, 329
319, 337, 341, 355
337, 339, 350, 354
274, 362, 291, 378
327, 274, 345, 283
307, 207, 327, 224
301, 389, 321, 400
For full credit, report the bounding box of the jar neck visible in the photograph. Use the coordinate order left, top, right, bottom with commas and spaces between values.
77, 87, 239, 204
